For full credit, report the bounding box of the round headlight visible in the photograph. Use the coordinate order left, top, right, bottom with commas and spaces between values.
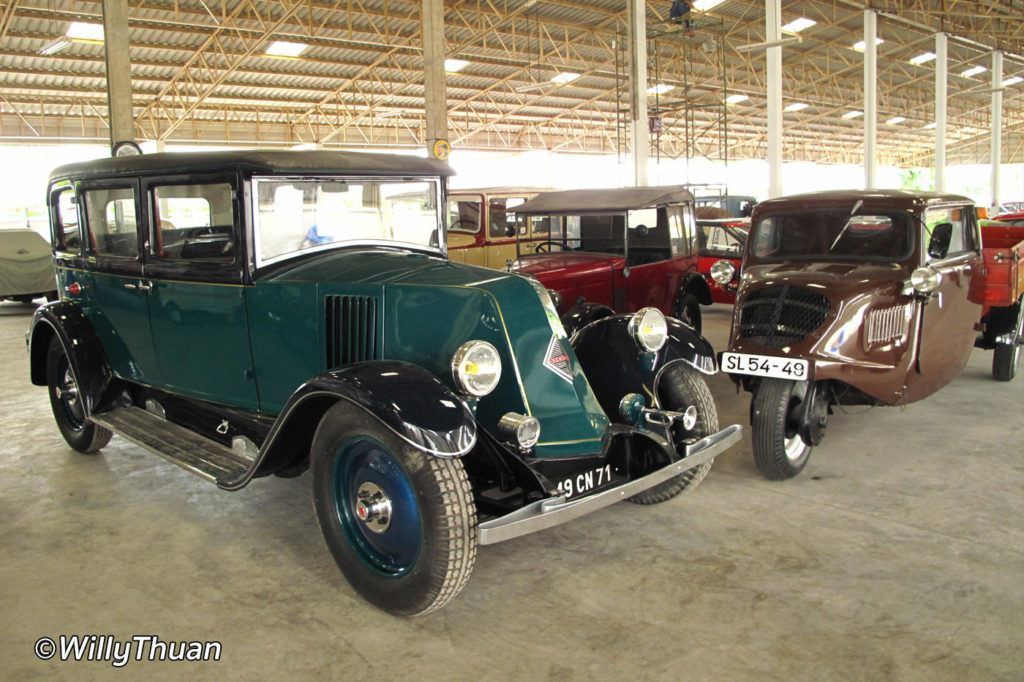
546, 288, 563, 311
628, 308, 668, 353
498, 412, 541, 449
710, 259, 737, 285
451, 341, 502, 397
910, 266, 942, 294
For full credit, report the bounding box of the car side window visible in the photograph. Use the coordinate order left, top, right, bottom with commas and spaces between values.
447, 198, 481, 233
52, 187, 82, 252
84, 187, 138, 258
489, 198, 521, 238
151, 182, 236, 261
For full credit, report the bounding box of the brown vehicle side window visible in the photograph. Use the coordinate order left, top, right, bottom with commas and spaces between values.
52, 187, 81, 252
151, 183, 235, 262
923, 206, 973, 261
84, 187, 138, 259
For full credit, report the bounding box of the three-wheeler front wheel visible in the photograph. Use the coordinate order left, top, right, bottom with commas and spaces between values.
628, 363, 717, 505
992, 302, 1023, 382
311, 404, 477, 616
750, 378, 812, 480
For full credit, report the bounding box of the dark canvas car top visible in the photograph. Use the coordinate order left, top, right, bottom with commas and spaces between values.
49, 150, 455, 183
514, 186, 694, 215
753, 189, 973, 215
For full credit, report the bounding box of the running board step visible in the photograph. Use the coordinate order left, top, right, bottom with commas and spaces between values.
91, 406, 254, 487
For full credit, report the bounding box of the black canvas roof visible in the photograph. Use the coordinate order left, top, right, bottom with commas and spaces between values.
514, 186, 694, 215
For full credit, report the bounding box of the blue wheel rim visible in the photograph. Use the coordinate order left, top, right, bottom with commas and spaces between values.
333, 437, 421, 577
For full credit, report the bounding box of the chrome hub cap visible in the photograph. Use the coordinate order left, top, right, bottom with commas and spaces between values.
56, 368, 79, 405
354, 481, 392, 534
784, 433, 808, 462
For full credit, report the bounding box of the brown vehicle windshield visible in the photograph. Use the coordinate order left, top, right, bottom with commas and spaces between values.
751, 211, 913, 262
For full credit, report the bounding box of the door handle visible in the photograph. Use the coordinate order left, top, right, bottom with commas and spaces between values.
137, 281, 152, 291
123, 282, 137, 290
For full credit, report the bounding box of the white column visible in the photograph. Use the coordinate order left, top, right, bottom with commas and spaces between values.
422, 0, 447, 158
863, 10, 877, 189
101, 0, 134, 148
991, 51, 1003, 211
935, 33, 947, 192
628, 0, 649, 187
766, 0, 783, 198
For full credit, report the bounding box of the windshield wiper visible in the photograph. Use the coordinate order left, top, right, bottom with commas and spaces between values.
829, 198, 864, 251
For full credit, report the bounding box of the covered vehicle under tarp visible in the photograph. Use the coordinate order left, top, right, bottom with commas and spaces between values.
0, 230, 56, 299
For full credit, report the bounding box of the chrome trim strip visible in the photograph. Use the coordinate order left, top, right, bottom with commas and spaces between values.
477, 423, 742, 545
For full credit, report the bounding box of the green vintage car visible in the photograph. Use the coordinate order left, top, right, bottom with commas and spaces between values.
28, 150, 740, 615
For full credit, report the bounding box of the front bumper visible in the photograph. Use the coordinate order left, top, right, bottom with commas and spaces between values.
478, 423, 742, 545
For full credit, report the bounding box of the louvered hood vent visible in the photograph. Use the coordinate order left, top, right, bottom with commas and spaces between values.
325, 295, 380, 368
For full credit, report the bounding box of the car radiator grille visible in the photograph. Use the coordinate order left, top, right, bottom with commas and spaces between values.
738, 285, 831, 348
325, 295, 380, 368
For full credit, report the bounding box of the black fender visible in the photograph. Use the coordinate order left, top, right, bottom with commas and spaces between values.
680, 272, 713, 306
28, 301, 113, 418
561, 301, 614, 338
571, 314, 717, 420
246, 361, 477, 485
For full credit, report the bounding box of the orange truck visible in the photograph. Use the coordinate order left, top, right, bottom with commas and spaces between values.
973, 220, 1024, 381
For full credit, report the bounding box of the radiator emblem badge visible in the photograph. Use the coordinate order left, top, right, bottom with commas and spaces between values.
543, 336, 573, 384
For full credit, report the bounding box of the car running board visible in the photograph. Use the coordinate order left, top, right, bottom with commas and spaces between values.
90, 406, 254, 488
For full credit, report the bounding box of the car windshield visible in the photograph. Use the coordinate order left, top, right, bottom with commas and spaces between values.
750, 210, 913, 262
253, 177, 441, 265
698, 223, 747, 258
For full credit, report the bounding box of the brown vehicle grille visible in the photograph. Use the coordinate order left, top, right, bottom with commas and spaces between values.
325, 295, 380, 368
738, 285, 831, 348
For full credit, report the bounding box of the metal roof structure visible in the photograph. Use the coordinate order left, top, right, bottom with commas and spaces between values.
0, 1, 1022, 166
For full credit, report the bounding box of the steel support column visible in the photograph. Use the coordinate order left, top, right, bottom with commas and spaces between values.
422, 0, 447, 157
101, 0, 134, 148
766, 0, 782, 198
628, 0, 648, 187
935, 33, 947, 192
991, 51, 1003, 212
863, 9, 877, 189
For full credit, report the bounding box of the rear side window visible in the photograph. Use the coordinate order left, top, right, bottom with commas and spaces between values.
84, 187, 138, 258
151, 183, 235, 261
52, 187, 81, 252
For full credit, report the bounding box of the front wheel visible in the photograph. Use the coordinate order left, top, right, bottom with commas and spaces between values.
628, 363, 718, 504
311, 404, 477, 616
46, 336, 112, 453
673, 292, 702, 335
751, 378, 812, 480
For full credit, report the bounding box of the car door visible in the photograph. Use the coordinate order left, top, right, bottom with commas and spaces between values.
914, 203, 983, 391
142, 175, 260, 410
624, 205, 695, 313
79, 179, 159, 383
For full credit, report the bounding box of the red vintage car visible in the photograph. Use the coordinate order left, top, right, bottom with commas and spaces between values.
696, 218, 748, 304
993, 210, 1024, 227
973, 219, 1024, 380
509, 186, 713, 334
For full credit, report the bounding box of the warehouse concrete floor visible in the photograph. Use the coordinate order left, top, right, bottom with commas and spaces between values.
0, 300, 1021, 681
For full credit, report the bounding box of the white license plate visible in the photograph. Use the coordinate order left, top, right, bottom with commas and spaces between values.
721, 352, 810, 380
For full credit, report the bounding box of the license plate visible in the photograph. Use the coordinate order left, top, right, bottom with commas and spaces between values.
556, 464, 613, 500
721, 352, 810, 380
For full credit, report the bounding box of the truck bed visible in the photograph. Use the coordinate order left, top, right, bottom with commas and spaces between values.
973, 223, 1024, 311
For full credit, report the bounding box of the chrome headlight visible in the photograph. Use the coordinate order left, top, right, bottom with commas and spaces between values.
628, 307, 668, 353
451, 341, 502, 396
710, 259, 736, 285
910, 266, 942, 294
498, 412, 541, 449
546, 288, 563, 311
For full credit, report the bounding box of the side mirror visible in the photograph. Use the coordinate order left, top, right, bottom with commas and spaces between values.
927, 223, 953, 260
505, 225, 515, 238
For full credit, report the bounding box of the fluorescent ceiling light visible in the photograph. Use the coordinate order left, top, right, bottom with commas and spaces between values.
39, 39, 71, 55
961, 65, 987, 77
265, 41, 308, 57
550, 72, 580, 85
852, 38, 884, 51
725, 94, 748, 104
842, 110, 863, 119
886, 116, 906, 125
924, 122, 937, 129
647, 84, 674, 95
784, 102, 809, 112
781, 18, 816, 33
693, 0, 725, 10
444, 58, 470, 73
66, 22, 104, 41
910, 52, 936, 65
1002, 76, 1023, 87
